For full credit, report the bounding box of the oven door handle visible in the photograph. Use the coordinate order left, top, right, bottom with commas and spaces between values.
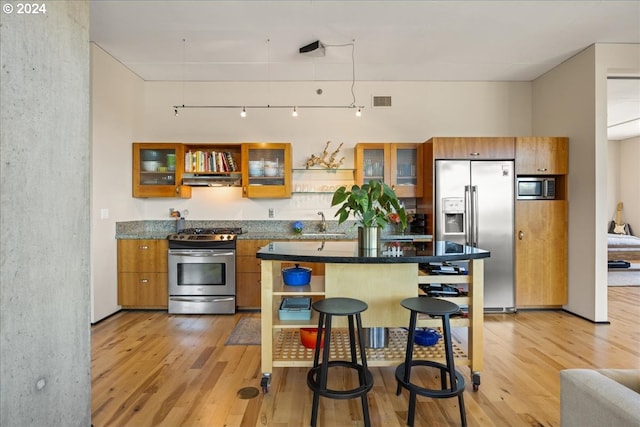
169, 251, 235, 257
170, 297, 235, 303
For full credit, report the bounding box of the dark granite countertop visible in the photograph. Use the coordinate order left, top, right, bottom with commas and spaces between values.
256, 240, 489, 264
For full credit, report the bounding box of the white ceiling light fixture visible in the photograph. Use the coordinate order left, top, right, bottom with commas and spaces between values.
172, 39, 364, 117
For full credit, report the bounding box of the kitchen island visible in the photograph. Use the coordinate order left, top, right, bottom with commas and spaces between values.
257, 240, 490, 392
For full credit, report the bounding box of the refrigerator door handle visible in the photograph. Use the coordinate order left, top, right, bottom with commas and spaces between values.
472, 185, 479, 247
464, 185, 472, 246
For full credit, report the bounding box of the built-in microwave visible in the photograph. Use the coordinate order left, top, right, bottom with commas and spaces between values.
516, 177, 556, 200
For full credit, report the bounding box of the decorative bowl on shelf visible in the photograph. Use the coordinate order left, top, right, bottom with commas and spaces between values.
300, 327, 324, 349
142, 150, 160, 161
413, 328, 441, 346
142, 160, 161, 171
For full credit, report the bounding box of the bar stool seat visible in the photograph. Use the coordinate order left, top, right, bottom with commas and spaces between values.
395, 296, 467, 427
307, 297, 373, 427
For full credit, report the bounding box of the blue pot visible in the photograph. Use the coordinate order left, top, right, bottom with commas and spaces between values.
282, 264, 312, 286
413, 328, 441, 346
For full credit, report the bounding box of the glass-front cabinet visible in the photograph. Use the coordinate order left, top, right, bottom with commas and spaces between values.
241, 143, 292, 198
355, 142, 423, 198
132, 143, 191, 198
356, 143, 389, 185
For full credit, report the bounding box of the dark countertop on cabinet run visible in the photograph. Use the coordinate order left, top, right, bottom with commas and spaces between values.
256, 240, 489, 264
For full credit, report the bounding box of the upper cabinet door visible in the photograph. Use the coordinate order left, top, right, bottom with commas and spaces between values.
390, 143, 423, 198
355, 143, 390, 187
515, 137, 568, 175
241, 143, 292, 198
431, 137, 515, 160
132, 143, 191, 198
355, 143, 423, 197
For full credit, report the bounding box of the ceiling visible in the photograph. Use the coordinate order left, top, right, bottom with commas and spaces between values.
89, 0, 640, 140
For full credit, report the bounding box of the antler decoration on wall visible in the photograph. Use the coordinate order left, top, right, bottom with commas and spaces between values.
305, 141, 345, 169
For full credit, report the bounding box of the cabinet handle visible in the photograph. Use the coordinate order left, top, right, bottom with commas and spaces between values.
518, 231, 524, 240
138, 245, 149, 250
537, 168, 548, 172
470, 152, 480, 157
139, 279, 149, 284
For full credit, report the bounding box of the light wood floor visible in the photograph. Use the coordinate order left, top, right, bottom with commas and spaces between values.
92, 287, 640, 427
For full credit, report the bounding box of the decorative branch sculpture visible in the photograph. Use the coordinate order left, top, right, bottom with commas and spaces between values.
305, 141, 345, 169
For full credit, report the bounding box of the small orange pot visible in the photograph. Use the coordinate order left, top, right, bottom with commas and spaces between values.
300, 328, 325, 349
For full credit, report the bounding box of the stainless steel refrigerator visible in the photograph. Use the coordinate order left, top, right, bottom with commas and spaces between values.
435, 160, 514, 311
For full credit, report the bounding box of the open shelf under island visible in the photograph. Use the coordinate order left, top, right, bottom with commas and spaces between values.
256, 240, 490, 393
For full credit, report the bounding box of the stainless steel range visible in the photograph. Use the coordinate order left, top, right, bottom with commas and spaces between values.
167, 227, 241, 314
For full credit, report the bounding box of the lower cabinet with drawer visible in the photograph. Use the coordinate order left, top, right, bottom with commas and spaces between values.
117, 239, 168, 309
236, 239, 269, 310
236, 239, 328, 310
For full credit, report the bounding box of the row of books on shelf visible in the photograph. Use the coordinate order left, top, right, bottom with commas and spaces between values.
185, 150, 239, 173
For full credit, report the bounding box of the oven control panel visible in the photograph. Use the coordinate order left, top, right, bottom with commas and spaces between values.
167, 233, 236, 241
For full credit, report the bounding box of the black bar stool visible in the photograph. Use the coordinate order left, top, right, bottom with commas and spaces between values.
307, 297, 373, 427
395, 297, 467, 427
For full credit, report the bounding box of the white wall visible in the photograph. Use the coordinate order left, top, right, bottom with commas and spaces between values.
533, 44, 640, 322
91, 55, 533, 320
92, 46, 538, 322
139, 80, 532, 220
607, 140, 621, 220
91, 44, 144, 322
614, 137, 640, 231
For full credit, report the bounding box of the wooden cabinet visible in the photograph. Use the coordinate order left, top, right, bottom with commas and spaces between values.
355, 143, 423, 197
236, 239, 269, 309
117, 239, 168, 308
132, 143, 192, 198
134, 142, 294, 198
514, 136, 569, 307
515, 200, 568, 308
422, 135, 569, 308
515, 137, 568, 175
182, 143, 242, 186
236, 239, 327, 310
241, 143, 292, 198
431, 137, 515, 160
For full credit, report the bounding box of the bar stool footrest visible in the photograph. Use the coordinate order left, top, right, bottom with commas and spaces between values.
308, 361, 373, 400
395, 360, 466, 399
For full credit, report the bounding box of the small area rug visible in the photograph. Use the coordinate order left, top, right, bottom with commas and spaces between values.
225, 317, 261, 345
608, 263, 640, 286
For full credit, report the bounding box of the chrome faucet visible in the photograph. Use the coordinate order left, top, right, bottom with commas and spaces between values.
318, 211, 327, 233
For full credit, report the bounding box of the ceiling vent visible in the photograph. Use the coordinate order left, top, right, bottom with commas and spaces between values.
372, 96, 392, 107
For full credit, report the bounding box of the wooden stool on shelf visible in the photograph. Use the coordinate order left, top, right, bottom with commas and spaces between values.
395, 296, 467, 427
307, 297, 373, 427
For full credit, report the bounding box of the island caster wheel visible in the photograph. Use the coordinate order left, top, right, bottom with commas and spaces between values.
261, 373, 271, 394
472, 372, 481, 391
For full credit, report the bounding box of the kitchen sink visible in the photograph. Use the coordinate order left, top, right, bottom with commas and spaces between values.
300, 232, 348, 237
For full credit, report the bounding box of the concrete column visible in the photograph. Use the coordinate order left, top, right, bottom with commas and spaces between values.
0, 2, 91, 426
